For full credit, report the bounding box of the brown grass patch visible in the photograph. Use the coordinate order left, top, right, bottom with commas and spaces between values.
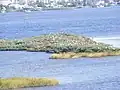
50, 51, 120, 59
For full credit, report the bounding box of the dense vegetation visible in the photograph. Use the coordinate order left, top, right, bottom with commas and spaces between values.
0, 33, 116, 53
0, 77, 59, 89
0, 33, 120, 58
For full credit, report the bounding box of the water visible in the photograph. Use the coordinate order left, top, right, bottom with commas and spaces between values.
1, 51, 120, 90
0, 6, 120, 90
0, 6, 120, 39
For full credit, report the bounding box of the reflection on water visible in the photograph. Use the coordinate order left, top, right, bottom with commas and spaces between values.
93, 37, 120, 47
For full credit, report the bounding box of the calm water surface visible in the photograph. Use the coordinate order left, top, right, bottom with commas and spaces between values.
0, 6, 120, 39
0, 6, 120, 90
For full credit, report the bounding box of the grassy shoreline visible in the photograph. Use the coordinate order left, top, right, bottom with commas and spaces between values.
0, 77, 59, 89
50, 51, 120, 59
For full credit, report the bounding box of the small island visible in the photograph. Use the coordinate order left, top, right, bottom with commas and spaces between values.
0, 77, 59, 89
0, 33, 120, 59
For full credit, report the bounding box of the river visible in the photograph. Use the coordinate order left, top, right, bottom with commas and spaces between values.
0, 6, 120, 90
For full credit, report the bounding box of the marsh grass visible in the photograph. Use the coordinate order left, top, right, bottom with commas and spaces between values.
0, 77, 59, 89
50, 50, 120, 59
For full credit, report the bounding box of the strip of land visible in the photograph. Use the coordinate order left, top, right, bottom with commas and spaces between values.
0, 33, 120, 59
50, 51, 120, 59
0, 77, 59, 89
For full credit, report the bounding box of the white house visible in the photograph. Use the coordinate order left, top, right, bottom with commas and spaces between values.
96, 0, 105, 7
0, 0, 11, 5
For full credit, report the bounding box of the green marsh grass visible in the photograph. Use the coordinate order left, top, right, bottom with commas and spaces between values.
0, 77, 59, 89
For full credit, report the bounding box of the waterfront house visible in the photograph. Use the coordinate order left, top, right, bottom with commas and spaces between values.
0, 0, 11, 5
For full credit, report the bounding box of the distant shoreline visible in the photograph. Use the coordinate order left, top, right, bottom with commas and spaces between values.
0, 5, 119, 13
